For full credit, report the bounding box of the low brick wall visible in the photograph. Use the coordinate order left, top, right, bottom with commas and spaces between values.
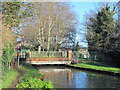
26, 58, 71, 65
26, 51, 72, 65
27, 57, 68, 61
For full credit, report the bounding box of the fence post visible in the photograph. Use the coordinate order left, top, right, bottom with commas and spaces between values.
29, 51, 31, 57
68, 51, 72, 61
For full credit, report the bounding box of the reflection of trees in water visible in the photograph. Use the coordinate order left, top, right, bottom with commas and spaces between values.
71, 71, 88, 88
67, 72, 72, 85
38, 66, 120, 88
39, 68, 72, 88
86, 73, 120, 88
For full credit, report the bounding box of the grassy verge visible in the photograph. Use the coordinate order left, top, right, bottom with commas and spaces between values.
68, 61, 120, 74
1, 69, 18, 88
16, 64, 54, 88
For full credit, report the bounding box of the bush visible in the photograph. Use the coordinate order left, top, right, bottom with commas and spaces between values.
16, 77, 53, 88
2, 44, 14, 71
16, 65, 53, 88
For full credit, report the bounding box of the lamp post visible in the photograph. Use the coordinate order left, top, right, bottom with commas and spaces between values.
17, 46, 20, 67
17, 42, 21, 67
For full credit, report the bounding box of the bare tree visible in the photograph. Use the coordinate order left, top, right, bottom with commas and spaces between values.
21, 2, 77, 51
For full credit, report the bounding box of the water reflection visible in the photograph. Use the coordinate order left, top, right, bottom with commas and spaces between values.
86, 73, 120, 88
38, 66, 120, 88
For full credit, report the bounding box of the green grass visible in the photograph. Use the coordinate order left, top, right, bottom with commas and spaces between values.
16, 64, 54, 88
18, 64, 44, 79
1, 69, 18, 88
70, 61, 120, 74
80, 61, 116, 67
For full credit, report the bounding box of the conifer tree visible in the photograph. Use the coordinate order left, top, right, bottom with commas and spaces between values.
95, 4, 115, 50
86, 4, 115, 51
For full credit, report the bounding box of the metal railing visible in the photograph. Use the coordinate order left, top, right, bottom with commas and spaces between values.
30, 51, 67, 58
72, 51, 97, 61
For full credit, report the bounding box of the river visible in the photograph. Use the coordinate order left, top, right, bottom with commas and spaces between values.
37, 65, 120, 88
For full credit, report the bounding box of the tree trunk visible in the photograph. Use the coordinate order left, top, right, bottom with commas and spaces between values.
47, 27, 51, 51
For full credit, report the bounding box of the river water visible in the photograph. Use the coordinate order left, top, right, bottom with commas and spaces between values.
37, 65, 120, 88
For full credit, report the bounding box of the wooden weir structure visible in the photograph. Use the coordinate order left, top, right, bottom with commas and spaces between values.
26, 51, 72, 65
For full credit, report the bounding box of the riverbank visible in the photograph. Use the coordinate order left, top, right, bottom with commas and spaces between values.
8, 67, 24, 88
66, 61, 120, 76
1, 69, 18, 88
15, 64, 54, 88
2, 64, 54, 89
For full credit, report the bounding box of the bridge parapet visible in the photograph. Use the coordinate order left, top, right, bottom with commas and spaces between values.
26, 51, 72, 65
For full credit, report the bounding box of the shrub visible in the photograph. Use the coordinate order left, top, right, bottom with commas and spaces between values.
16, 77, 53, 88
16, 65, 53, 88
2, 44, 14, 71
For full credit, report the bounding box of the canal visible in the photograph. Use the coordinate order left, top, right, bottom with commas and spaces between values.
37, 65, 120, 88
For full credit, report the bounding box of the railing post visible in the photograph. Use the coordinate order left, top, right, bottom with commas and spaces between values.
38, 46, 41, 53
68, 51, 72, 61
30, 51, 32, 57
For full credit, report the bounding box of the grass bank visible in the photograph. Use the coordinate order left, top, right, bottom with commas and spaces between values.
67, 61, 120, 75
1, 69, 18, 88
16, 64, 54, 88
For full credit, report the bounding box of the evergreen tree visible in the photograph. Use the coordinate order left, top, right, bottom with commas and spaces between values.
86, 4, 115, 51
1, 2, 33, 71
95, 4, 115, 50
2, 2, 21, 27
85, 3, 120, 66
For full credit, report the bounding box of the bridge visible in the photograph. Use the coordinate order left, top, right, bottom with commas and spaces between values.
25, 51, 72, 65
17, 50, 97, 65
